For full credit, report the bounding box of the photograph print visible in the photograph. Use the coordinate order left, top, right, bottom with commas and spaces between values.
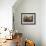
21, 13, 36, 25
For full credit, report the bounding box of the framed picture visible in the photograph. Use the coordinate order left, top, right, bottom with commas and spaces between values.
21, 13, 36, 25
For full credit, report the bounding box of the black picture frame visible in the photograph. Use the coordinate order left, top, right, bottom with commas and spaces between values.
21, 13, 36, 25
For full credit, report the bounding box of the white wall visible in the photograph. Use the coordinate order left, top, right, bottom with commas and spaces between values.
13, 0, 41, 46
0, 0, 16, 29
41, 0, 46, 46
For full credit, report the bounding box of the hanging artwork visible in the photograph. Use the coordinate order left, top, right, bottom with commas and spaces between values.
21, 13, 36, 25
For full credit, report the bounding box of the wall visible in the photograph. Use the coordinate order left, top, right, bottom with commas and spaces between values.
41, 0, 46, 46
13, 0, 41, 46
0, 0, 16, 30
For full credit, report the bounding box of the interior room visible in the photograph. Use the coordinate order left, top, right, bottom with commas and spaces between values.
0, 0, 46, 46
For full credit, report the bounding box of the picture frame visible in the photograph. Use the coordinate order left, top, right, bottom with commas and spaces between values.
21, 13, 36, 25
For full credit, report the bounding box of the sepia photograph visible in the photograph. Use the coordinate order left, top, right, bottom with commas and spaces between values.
21, 13, 36, 25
